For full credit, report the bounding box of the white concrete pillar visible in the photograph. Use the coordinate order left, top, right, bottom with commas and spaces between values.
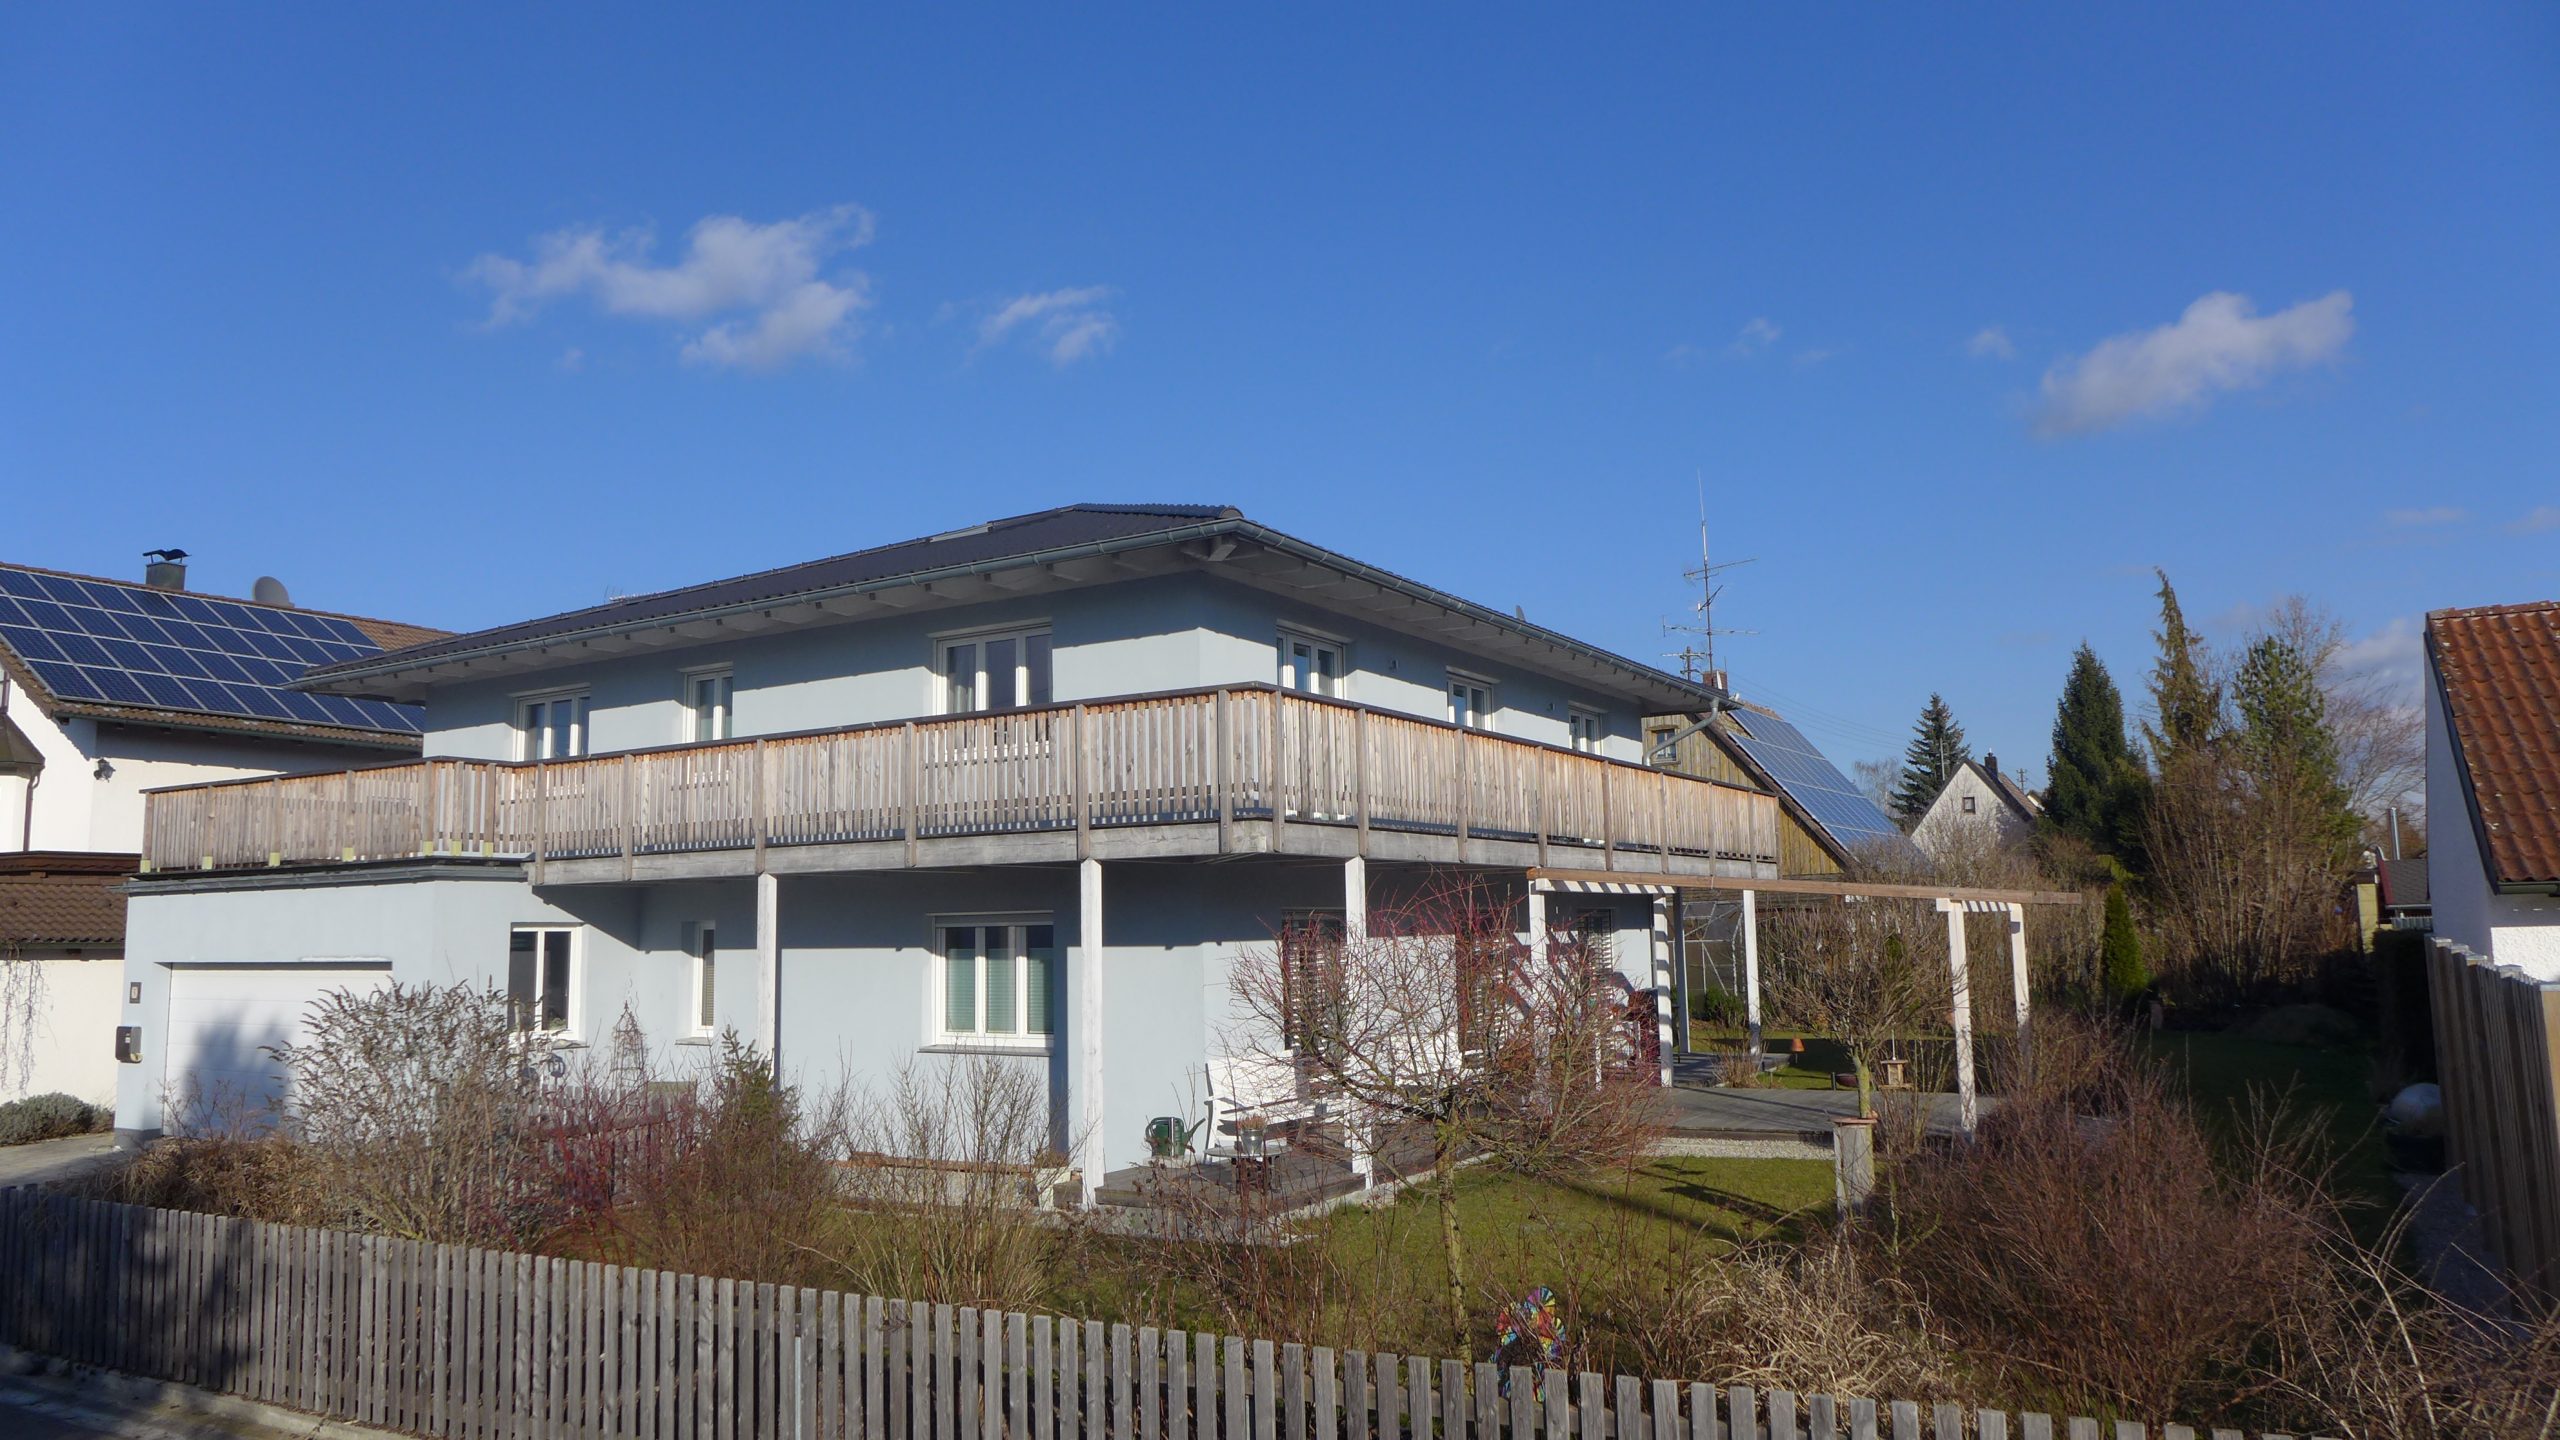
2006, 902, 2032, 1043
1740, 888, 1763, 1056
1343, 856, 1368, 945
1075, 856, 1106, 1205
1939, 899, 1979, 1139
1651, 896, 1674, 1088
755, 871, 780, 1062
1526, 885, 1548, 967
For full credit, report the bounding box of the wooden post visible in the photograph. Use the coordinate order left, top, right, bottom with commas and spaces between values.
1215, 691, 1233, 854
1268, 692, 1288, 851
339, 769, 357, 862
903, 721, 920, 868
752, 737, 769, 871
1535, 753, 1550, 868
1073, 703, 1091, 862
534, 760, 549, 886
620, 753, 636, 881
1353, 707, 1371, 857
1940, 899, 1980, 1139
419, 762, 437, 857
1455, 730, 1472, 863
1832, 1116, 1876, 1216
1741, 888, 1763, 1056
1600, 764, 1615, 872
1657, 770, 1671, 871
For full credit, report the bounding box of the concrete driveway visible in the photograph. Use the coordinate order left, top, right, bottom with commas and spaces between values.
0, 1133, 126, 1188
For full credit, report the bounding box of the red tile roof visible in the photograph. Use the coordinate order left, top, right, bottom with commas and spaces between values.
2429, 600, 2560, 886
0, 853, 132, 949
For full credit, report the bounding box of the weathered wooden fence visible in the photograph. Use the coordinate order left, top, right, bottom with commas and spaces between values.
0, 1190, 2324, 1440
2425, 935, 2560, 1298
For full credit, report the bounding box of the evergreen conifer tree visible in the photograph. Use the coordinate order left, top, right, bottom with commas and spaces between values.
2046, 643, 2148, 865
2142, 569, 2222, 768
1890, 693, 1971, 822
2099, 883, 2150, 1006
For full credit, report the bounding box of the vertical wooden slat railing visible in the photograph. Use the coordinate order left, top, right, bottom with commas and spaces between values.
0, 1189, 2325, 1440
141, 687, 1782, 875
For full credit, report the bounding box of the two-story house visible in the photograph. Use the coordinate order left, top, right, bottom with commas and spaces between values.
0, 554, 436, 1105
119, 505, 1781, 1197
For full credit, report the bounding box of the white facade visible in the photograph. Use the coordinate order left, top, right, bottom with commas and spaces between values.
1, 955, 121, 1107
2425, 660, 2560, 980
1911, 760, 2037, 862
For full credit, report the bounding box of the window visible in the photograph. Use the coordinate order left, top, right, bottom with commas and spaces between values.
1279, 632, 1344, 698
1572, 907, 1618, 969
937, 919, 1056, 1044
685, 669, 734, 743
507, 926, 578, 1034
1568, 707, 1605, 754
1961, 795, 1978, 814
1448, 674, 1495, 731
1278, 909, 1346, 1056
517, 692, 589, 760
683, 921, 716, 1035
940, 628, 1054, 713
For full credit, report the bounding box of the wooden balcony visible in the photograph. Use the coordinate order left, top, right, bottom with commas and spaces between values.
140, 685, 1782, 884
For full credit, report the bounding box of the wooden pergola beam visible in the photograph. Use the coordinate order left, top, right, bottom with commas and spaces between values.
1527, 866, 2082, 908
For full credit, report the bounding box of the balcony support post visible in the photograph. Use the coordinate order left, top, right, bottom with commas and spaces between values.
1455, 732, 1471, 865
1073, 857, 1105, 1206
1267, 692, 1287, 851
1214, 691, 1233, 854
419, 762, 437, 858
1600, 765, 1615, 872
620, 754, 636, 882
757, 871, 782, 1064
1353, 707, 1370, 857
1527, 884, 1547, 970
902, 721, 920, 868
1656, 770, 1671, 872
1651, 895, 1675, 1088
752, 739, 769, 871
1343, 855, 1368, 946
1741, 887, 1762, 1057
1072, 703, 1090, 863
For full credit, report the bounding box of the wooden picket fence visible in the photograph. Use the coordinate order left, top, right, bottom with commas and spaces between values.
2424, 936, 2560, 1298
0, 1189, 2326, 1440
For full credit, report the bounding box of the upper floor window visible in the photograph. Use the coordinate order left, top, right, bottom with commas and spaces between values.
1568, 707, 1605, 754
507, 925, 578, 1034
685, 668, 734, 743
937, 917, 1056, 1044
941, 627, 1053, 714
1448, 674, 1496, 731
1279, 632, 1344, 698
1961, 794, 1978, 814
517, 692, 588, 761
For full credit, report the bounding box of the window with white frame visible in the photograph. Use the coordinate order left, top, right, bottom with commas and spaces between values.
516, 692, 589, 761
1448, 674, 1496, 731
1567, 707, 1605, 753
936, 918, 1057, 1044
506, 925, 578, 1034
1961, 794, 1978, 814
682, 920, 716, 1035
1279, 632, 1345, 698
684, 668, 734, 743
939, 628, 1054, 714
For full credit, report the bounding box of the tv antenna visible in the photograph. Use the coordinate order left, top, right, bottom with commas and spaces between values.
1662, 477, 1755, 685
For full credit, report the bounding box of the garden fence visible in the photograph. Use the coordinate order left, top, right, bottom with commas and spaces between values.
0, 1188, 2329, 1440
2425, 935, 2560, 1298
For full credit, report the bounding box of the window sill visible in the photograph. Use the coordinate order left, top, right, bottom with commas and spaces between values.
918, 1041, 1054, 1058
674, 1034, 715, 1047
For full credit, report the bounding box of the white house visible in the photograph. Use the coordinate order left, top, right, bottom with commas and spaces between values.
0, 553, 437, 1103
118, 504, 1784, 1201
2425, 601, 2560, 979
1910, 754, 2042, 862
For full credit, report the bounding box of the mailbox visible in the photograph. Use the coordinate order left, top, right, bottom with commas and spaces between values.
114, 1026, 143, 1064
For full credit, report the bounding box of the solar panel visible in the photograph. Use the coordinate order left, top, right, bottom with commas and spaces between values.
0, 566, 422, 736
1721, 709, 1922, 860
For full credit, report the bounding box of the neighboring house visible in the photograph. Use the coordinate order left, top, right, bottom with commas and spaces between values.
2425, 601, 2560, 979
0, 553, 437, 1104
0, 851, 129, 1105
118, 505, 1784, 1199
2379, 857, 2432, 932
1645, 695, 1915, 877
1910, 754, 2043, 862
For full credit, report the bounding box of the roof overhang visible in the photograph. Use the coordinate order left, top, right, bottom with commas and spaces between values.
302, 517, 1718, 713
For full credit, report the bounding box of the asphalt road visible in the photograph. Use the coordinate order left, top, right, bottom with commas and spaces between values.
0, 1376, 277, 1440
0, 1133, 126, 1188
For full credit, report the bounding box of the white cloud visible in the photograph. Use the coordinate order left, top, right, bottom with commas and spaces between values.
2335, 614, 2425, 701
466, 205, 875, 370
977, 286, 1118, 366
2508, 505, 2560, 535
1967, 326, 2016, 360
2383, 506, 2467, 529
1727, 316, 1781, 357
2033, 290, 2354, 435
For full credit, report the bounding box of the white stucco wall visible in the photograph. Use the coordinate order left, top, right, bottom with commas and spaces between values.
1911, 765, 2034, 860
3, 954, 122, 1106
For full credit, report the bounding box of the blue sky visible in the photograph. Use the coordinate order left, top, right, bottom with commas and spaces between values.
4, 7, 2553, 781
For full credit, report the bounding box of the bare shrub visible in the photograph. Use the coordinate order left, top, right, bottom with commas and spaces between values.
823, 1053, 1063, 1313
1758, 894, 1943, 1117
265, 981, 550, 1243
78, 1130, 333, 1224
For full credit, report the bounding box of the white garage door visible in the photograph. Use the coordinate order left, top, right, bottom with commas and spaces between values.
164, 964, 392, 1129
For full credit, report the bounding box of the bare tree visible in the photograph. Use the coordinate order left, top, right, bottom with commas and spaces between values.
1225, 873, 1662, 1348
1758, 895, 1944, 1116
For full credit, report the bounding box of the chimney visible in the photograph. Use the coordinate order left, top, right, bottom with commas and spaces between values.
1985, 753, 1999, 778
1704, 668, 1730, 695
143, 549, 189, 591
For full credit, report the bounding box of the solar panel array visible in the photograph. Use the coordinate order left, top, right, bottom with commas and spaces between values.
1721, 709, 1918, 857
0, 568, 422, 734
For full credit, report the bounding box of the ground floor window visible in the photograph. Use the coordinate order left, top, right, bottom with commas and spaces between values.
1279, 908, 1346, 1056
507, 925, 577, 1034
683, 921, 716, 1035
938, 918, 1056, 1044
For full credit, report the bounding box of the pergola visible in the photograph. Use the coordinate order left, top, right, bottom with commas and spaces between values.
1527, 867, 2084, 1136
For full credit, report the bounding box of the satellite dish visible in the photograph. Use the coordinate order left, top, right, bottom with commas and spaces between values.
252, 576, 293, 608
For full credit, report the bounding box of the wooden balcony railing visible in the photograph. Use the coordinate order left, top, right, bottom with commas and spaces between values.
141, 686, 1781, 876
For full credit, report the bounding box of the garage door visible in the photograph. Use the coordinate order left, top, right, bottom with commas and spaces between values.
163, 963, 392, 1130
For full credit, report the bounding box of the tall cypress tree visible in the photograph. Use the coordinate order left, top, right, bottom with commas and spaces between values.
1891, 693, 1971, 822
2046, 643, 2147, 864
2142, 569, 2222, 769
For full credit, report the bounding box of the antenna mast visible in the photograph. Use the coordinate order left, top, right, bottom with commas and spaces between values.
1663, 476, 1754, 688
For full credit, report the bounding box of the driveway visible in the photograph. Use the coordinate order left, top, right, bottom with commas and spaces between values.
0, 1133, 126, 1188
